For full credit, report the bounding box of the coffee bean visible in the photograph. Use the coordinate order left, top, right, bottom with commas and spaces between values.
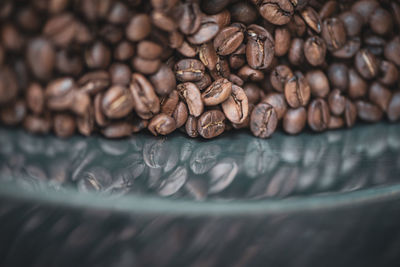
71, 90, 91, 116
270, 65, 293, 93
17, 7, 41, 32
108, 1, 131, 24
151, 10, 177, 32
214, 24, 245, 56
176, 40, 197, 58
114, 41, 135, 61
208, 9, 231, 29
328, 116, 344, 129
262, 92, 288, 120
250, 103, 278, 138
175, 59, 205, 82
77, 105, 95, 136
339, 11, 363, 37
243, 83, 261, 104
384, 37, 400, 66
221, 84, 249, 124
137, 41, 162, 60
351, 0, 379, 24
321, 18, 347, 51
202, 78, 232, 106
328, 63, 348, 90
300, 6, 321, 33
332, 37, 361, 59
26, 83, 44, 115
255, 0, 294, 26
94, 93, 109, 127
201, 0, 230, 15
56, 49, 83, 77
126, 14, 151, 41
229, 44, 246, 69
185, 115, 199, 138
228, 74, 244, 86
160, 90, 179, 116
199, 42, 218, 71
43, 13, 76, 47
355, 49, 379, 79
148, 113, 176, 136
283, 107, 306, 134
194, 74, 212, 91
288, 14, 306, 37
210, 56, 231, 80
53, 113, 76, 138
344, 99, 357, 127
229, 1, 258, 25
45, 77, 76, 111
328, 89, 346, 116
101, 85, 134, 119
78, 71, 110, 95
348, 68, 368, 99
130, 73, 160, 119
356, 100, 383, 122
0, 67, 18, 105
370, 8, 392, 36
197, 110, 226, 139
274, 27, 291, 57
150, 64, 176, 96
187, 15, 220, 45
168, 30, 184, 49
85, 41, 111, 69
304, 36, 326, 66
284, 71, 311, 108
379, 60, 398, 86
109, 63, 131, 86
173, 101, 188, 128
1, 23, 24, 51
288, 38, 304, 66
388, 92, 400, 122
306, 70, 330, 98
132, 57, 161, 75
307, 98, 330, 132
178, 2, 201, 35
27, 38, 55, 80
102, 122, 132, 138
368, 82, 392, 112
237, 65, 265, 82
364, 35, 385, 56
246, 24, 275, 70
177, 82, 204, 117
319, 1, 338, 20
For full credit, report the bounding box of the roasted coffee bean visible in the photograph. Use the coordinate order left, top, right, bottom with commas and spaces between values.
368, 82, 392, 112
56, 49, 83, 77
228, 74, 244, 86
283, 107, 306, 135
173, 101, 188, 128
17, 7, 41, 32
1, 23, 24, 51
26, 83, 44, 115
101, 85, 134, 119
229, 1, 258, 25
85, 41, 111, 69
209, 10, 231, 29
187, 15, 220, 45
148, 113, 176, 136
238, 65, 265, 82
74, 21, 93, 44
284, 72, 310, 108
149, 64, 176, 96
199, 42, 219, 71
379, 61, 398, 86
384, 37, 400, 66
328, 63, 348, 91
0, 67, 18, 105
130, 73, 160, 119
160, 90, 179, 116
254, 0, 294, 26
202, 78, 232, 106
71, 90, 91, 116
370, 8, 392, 36
229, 44, 246, 69
27, 38, 55, 81
388, 92, 400, 122
307, 98, 330, 132
209, 57, 231, 80
250, 103, 278, 139
176, 40, 197, 58
102, 122, 132, 139
114, 41, 135, 61
23, 114, 52, 134
126, 14, 151, 41
151, 10, 177, 32
274, 27, 291, 57
137, 41, 162, 60
178, 2, 201, 35
185, 115, 199, 138
43, 13, 76, 47
214, 24, 245, 56
288, 38, 304, 66
270, 65, 293, 93
53, 113, 76, 138
45, 77, 76, 111
78, 71, 110, 95
328, 116, 344, 129
168, 31, 184, 49
132, 116, 148, 133
262, 92, 287, 120
109, 63, 131, 86
319, 1, 338, 20
194, 74, 212, 91
356, 100, 383, 122
328, 89, 346, 116
348, 68, 368, 99
332, 37, 361, 59
300, 6, 321, 33
0, 100, 26, 125
243, 83, 261, 105
344, 99, 357, 127
221, 84, 249, 124
197, 110, 226, 139
321, 18, 346, 51
246, 24, 275, 70
306, 70, 330, 98
288, 14, 306, 37
364, 35, 385, 56
355, 49, 379, 79
177, 82, 204, 117
132, 57, 161, 75
339, 11, 363, 37
304, 36, 326, 66
351, 0, 379, 24
100, 24, 123, 44
175, 59, 205, 82
201, 0, 230, 15
94, 93, 109, 127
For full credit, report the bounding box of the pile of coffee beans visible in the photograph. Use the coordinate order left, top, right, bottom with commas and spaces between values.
0, 0, 399, 139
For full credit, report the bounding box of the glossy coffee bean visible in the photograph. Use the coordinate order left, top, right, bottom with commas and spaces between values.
348, 68, 367, 99
214, 24, 245, 56
130, 73, 160, 119
270, 65, 293, 92
328, 89, 346, 116
77, 105, 95, 137
328, 116, 344, 130
250, 103, 278, 139
151, 11, 177, 32
177, 82, 204, 117
199, 42, 218, 71
27, 38, 55, 80
56, 49, 83, 77
150, 64, 176, 96
356, 100, 383, 122
321, 18, 346, 51
255, 0, 294, 26
71, 90, 91, 117
287, 14, 306, 37
210, 56, 231, 80
328, 63, 348, 91
202, 78, 232, 106
355, 49, 379, 79
388, 92, 400, 122
197, 110, 226, 139
246, 24, 275, 70
53, 113, 76, 138
201, 0, 230, 15
78, 71, 110, 95
284, 72, 311, 108
229, 44, 246, 69
148, 114, 176, 136
94, 93, 109, 127
228, 74, 244, 87
306, 70, 329, 98
262, 92, 287, 120
344, 99, 357, 128
307, 98, 330, 132
300, 6, 321, 33
137, 41, 162, 60
332, 37, 361, 59
319, 1, 338, 20
160, 90, 179, 116
26, 83, 44, 115
45, 77, 76, 111
221, 84, 249, 124
43, 13, 76, 47
175, 59, 205, 82
173, 101, 188, 128
114, 41, 135, 61
185, 115, 199, 138
368, 82, 392, 112
283, 107, 307, 135
178, 2, 201, 35
187, 16, 220, 45
304, 36, 326, 66
132, 57, 161, 75
101, 85, 134, 119
274, 27, 291, 57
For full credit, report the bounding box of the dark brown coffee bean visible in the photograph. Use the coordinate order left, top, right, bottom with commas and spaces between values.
109, 63, 131, 86
175, 59, 205, 82
229, 44, 246, 69
230, 1, 258, 25
173, 101, 188, 128
250, 103, 278, 138
94, 93, 109, 127
102, 122, 132, 139
197, 110, 226, 139
130, 73, 160, 119
384, 37, 400, 67
177, 82, 204, 117
262, 92, 288, 120
356, 100, 383, 122
255, 0, 294, 26
151, 0, 178, 11
370, 8, 392, 36
351, 0, 379, 24
328, 63, 348, 90
214, 24, 245, 56
270, 65, 294, 92
287, 14, 306, 37
107, 1, 130, 24
208, 10, 231, 29
306, 70, 329, 98
27, 38, 55, 81
74, 21, 93, 44
148, 113, 176, 136
328, 116, 344, 129
201, 0, 230, 15
339, 11, 363, 37
332, 37, 361, 59
85, 41, 111, 69
321, 18, 346, 51
45, 77, 76, 111
151, 10, 177, 32
76, 0, 112, 22
0, 100, 26, 125
228, 74, 244, 87
56, 49, 83, 77
168, 31, 184, 49
78, 71, 110, 95
132, 57, 161, 75
347, 69, 367, 100
328, 89, 345, 116
369, 82, 392, 112
344, 99, 357, 127
304, 36, 326, 66
199, 42, 218, 71
210, 56, 231, 80
364, 35, 385, 56
355, 49, 379, 79
194, 74, 212, 91
178, 2, 201, 35
307, 98, 330, 132
43, 13, 76, 47
23, 114, 52, 134
202, 78, 232, 106
26, 83, 44, 115
114, 41, 135, 61
319, 1, 338, 20
101, 85, 134, 119
284, 72, 311, 108
176, 40, 197, 58
238, 65, 265, 82
71, 91, 91, 117
0, 67, 18, 105
388, 92, 400, 122
243, 83, 261, 104
221, 84, 249, 124
246, 24, 275, 70
53, 113, 76, 138
379, 61, 398, 86
185, 115, 199, 138
300, 6, 321, 33
160, 90, 179, 116
274, 27, 291, 56
288, 38, 304, 66
149, 64, 176, 96
283, 107, 306, 134
187, 16, 220, 45
126, 14, 151, 42
137, 41, 162, 60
